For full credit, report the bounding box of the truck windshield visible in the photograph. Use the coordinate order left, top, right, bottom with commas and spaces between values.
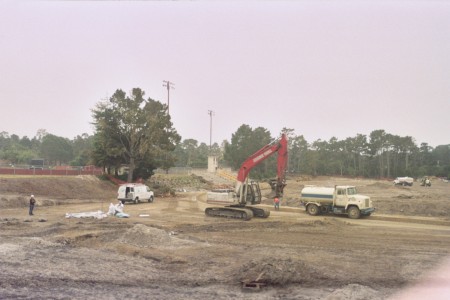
347, 187, 357, 195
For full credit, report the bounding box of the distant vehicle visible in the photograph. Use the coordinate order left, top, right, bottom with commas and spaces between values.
420, 177, 431, 187
117, 183, 154, 204
29, 158, 45, 170
301, 185, 375, 219
393, 177, 414, 186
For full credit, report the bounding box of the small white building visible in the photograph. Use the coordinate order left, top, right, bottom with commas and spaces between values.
208, 155, 218, 173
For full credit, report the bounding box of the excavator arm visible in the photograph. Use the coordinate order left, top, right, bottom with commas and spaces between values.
235, 133, 288, 203
275, 133, 288, 196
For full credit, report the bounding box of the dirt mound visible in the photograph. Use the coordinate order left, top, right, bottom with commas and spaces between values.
150, 174, 214, 194
237, 258, 324, 286
366, 182, 393, 189
118, 224, 205, 249
324, 284, 382, 300
0, 176, 117, 208
0, 195, 28, 209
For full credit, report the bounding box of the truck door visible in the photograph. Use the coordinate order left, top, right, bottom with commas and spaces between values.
335, 188, 347, 207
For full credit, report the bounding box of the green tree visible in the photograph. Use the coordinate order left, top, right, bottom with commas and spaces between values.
91, 88, 180, 181
91, 131, 124, 175
369, 129, 388, 178
192, 143, 210, 168
176, 139, 199, 167
2, 143, 21, 164
289, 134, 308, 173
71, 133, 94, 166
40, 134, 73, 165
224, 125, 273, 179
432, 145, 450, 177
344, 136, 362, 176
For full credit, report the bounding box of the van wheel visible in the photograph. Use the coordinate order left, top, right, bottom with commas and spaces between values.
148, 196, 154, 203
134, 198, 139, 204
348, 206, 361, 219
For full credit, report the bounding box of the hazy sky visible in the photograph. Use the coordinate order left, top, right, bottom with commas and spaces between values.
1, 1, 449, 147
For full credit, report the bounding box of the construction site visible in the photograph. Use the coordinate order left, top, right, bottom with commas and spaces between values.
1, 171, 450, 299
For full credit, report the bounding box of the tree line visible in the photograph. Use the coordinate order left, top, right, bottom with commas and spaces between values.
1, 88, 448, 181
284, 128, 449, 179
0, 130, 93, 167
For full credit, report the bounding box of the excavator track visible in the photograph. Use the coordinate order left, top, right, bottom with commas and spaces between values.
205, 207, 254, 221
246, 206, 270, 218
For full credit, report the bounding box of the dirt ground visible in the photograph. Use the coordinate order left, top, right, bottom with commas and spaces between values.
1, 175, 450, 299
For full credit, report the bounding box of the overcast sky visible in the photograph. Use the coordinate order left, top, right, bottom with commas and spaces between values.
1, 1, 449, 147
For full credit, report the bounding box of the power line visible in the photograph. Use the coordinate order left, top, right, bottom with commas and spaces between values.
162, 80, 175, 114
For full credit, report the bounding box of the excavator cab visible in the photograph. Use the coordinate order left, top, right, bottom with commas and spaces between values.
237, 179, 262, 206
245, 181, 262, 205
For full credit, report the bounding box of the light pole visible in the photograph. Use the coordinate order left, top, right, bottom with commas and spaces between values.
208, 110, 215, 151
162, 80, 175, 114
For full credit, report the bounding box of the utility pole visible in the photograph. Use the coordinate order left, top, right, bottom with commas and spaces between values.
162, 80, 175, 114
208, 110, 215, 151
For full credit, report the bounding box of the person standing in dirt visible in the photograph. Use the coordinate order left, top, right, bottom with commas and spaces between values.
29, 195, 36, 216
274, 196, 280, 210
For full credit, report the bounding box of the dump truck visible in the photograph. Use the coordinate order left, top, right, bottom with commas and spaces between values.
301, 185, 374, 219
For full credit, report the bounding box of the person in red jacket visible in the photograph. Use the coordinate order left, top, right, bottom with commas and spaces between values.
273, 196, 280, 210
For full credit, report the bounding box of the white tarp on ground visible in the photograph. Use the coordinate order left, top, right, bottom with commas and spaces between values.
65, 203, 129, 219
65, 211, 108, 219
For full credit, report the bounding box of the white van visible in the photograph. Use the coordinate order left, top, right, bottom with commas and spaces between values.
117, 183, 154, 204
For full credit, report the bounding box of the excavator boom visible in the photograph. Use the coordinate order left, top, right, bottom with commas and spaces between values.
235, 133, 288, 202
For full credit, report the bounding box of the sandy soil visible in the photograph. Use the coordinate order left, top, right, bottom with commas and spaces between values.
1, 175, 449, 299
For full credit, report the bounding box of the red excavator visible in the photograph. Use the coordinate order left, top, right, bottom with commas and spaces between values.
205, 133, 288, 220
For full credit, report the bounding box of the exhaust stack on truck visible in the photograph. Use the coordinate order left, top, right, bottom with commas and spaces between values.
301, 185, 374, 219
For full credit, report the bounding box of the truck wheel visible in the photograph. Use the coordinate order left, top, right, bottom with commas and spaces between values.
307, 204, 320, 216
347, 206, 361, 219
148, 196, 154, 203
134, 197, 139, 204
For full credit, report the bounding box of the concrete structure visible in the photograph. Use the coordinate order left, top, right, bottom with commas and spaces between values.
208, 155, 218, 173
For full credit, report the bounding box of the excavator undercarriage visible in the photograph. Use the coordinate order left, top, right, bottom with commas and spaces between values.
205, 205, 270, 221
